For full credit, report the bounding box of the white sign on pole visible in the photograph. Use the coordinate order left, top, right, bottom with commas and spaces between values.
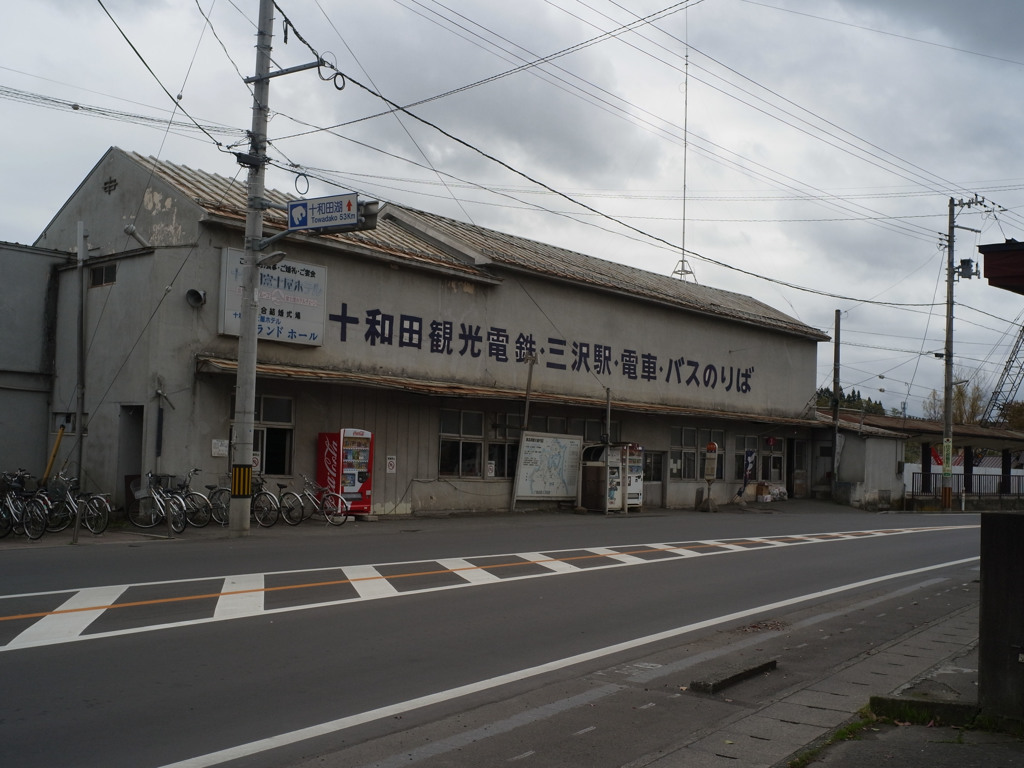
288, 194, 358, 231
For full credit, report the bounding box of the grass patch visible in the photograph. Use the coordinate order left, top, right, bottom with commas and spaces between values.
786, 709, 877, 768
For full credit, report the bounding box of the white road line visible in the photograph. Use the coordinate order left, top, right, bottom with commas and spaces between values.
437, 558, 502, 585
587, 547, 647, 564
7, 585, 127, 647
214, 575, 265, 619
156, 557, 979, 768
519, 553, 580, 573
344, 565, 400, 597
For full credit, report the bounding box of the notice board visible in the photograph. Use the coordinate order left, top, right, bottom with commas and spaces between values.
513, 432, 583, 501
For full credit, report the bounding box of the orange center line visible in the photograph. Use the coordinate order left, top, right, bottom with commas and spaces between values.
0, 527, 964, 624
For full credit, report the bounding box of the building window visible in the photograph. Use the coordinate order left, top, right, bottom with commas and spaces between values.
487, 412, 520, 478
669, 427, 697, 480
761, 436, 784, 482
233, 395, 293, 475
90, 264, 116, 287
439, 409, 485, 478
644, 452, 664, 482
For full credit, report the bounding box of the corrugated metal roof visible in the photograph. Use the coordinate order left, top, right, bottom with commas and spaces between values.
129, 150, 828, 341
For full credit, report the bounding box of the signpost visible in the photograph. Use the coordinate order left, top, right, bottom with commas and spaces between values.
288, 193, 359, 231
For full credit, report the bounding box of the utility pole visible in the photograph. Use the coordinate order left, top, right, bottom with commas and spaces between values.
942, 196, 983, 512
941, 198, 955, 512
229, 0, 275, 535
832, 309, 840, 496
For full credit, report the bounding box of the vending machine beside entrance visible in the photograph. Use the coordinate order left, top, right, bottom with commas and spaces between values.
317, 429, 374, 514
623, 443, 644, 510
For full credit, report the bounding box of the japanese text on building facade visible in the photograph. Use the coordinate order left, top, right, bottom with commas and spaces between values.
328, 301, 754, 394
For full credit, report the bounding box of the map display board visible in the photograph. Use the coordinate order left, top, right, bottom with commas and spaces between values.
513, 432, 583, 501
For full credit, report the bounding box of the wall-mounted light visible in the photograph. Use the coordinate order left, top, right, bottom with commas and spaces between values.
257, 250, 287, 267
186, 289, 207, 308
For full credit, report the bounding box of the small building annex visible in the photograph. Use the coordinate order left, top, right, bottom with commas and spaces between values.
11, 147, 846, 515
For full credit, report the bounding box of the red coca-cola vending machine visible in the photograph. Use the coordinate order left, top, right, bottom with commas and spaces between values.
317, 429, 373, 514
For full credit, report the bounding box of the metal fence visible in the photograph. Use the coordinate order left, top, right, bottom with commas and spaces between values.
912, 472, 1024, 498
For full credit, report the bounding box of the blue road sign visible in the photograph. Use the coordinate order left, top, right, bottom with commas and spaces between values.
288, 193, 358, 231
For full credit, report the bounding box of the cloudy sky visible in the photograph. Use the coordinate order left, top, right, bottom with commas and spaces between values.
3, 0, 1023, 418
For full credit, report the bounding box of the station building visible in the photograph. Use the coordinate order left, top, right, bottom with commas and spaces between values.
5, 147, 897, 515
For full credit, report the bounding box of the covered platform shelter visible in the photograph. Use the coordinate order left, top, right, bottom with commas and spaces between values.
856, 412, 1024, 507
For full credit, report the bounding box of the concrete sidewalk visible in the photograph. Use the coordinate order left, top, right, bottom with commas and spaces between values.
640, 601, 1024, 768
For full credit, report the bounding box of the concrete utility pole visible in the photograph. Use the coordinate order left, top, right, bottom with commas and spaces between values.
831, 309, 841, 498
942, 198, 955, 512
229, 0, 275, 535
942, 196, 983, 512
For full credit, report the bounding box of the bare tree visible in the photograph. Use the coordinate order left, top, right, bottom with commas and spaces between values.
925, 368, 990, 424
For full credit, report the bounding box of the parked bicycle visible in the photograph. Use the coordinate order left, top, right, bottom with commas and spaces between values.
176, 468, 212, 528
38, 471, 110, 534
205, 474, 287, 527
280, 473, 349, 526
0, 469, 48, 540
127, 473, 187, 533
251, 473, 289, 527
207, 483, 230, 526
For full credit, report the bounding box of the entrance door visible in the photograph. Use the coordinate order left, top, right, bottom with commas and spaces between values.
643, 451, 665, 509
117, 405, 144, 510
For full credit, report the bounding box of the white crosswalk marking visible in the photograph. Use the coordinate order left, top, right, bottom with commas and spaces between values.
0, 526, 973, 652
437, 558, 502, 584
344, 564, 400, 597
653, 543, 700, 557
8, 585, 127, 648
215, 574, 265, 618
587, 547, 647, 564
699, 540, 748, 551
520, 553, 580, 573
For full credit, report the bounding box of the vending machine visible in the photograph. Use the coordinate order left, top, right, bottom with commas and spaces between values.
623, 443, 644, 510
579, 443, 624, 512
317, 429, 374, 514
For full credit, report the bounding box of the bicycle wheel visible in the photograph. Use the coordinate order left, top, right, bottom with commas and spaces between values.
167, 496, 187, 534
84, 496, 110, 535
127, 497, 161, 528
209, 488, 230, 526
321, 493, 349, 526
279, 491, 305, 526
43, 494, 72, 532
0, 506, 11, 538
183, 492, 212, 528
23, 498, 47, 540
251, 491, 279, 527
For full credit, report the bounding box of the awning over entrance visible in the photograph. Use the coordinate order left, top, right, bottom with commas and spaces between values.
195, 354, 822, 429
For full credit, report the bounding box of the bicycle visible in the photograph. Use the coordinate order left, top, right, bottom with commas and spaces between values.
127, 473, 187, 533
205, 475, 286, 527
39, 471, 110, 534
250, 473, 287, 527
279, 473, 349, 526
0, 469, 48, 540
176, 468, 212, 528
207, 483, 230, 526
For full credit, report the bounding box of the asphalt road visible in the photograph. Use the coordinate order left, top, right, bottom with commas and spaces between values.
0, 506, 980, 768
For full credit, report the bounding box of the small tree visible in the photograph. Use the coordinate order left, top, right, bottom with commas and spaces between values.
1000, 401, 1024, 430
